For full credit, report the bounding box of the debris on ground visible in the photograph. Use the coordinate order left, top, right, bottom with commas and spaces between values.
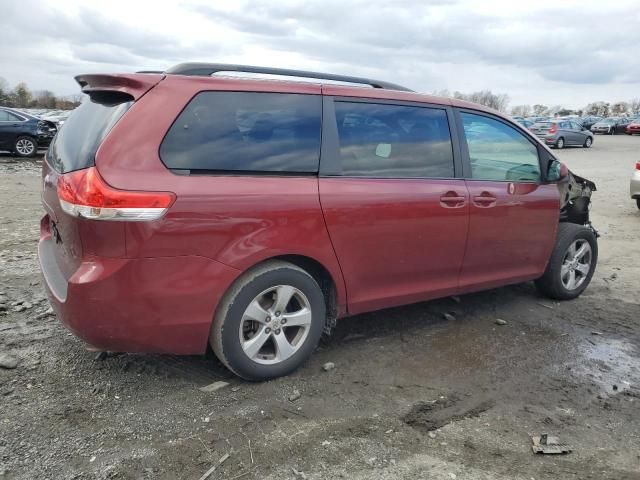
443, 312, 456, 321
536, 302, 554, 310
198, 453, 230, 480
94, 351, 108, 361
0, 352, 19, 369
292, 467, 307, 479
495, 319, 507, 326
289, 389, 302, 402
322, 362, 335, 372
403, 396, 494, 432
531, 434, 572, 454
591, 331, 603, 336
451, 296, 461, 304
199, 381, 230, 393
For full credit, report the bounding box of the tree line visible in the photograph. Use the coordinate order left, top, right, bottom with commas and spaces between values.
0, 77, 82, 110
433, 88, 640, 118
510, 100, 640, 118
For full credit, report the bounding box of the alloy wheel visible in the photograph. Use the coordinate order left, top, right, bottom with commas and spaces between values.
561, 239, 592, 291
16, 139, 35, 156
239, 285, 312, 365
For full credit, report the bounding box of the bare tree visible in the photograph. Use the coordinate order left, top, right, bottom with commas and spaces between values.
510, 104, 532, 117
0, 77, 10, 106
611, 102, 629, 116
532, 104, 549, 116
34, 90, 57, 109
631, 99, 640, 115
453, 90, 510, 112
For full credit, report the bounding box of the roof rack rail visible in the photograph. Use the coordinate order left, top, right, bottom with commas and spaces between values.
164, 62, 414, 92
136, 70, 164, 74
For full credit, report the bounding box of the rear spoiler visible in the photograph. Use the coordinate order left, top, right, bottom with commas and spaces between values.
74, 73, 164, 101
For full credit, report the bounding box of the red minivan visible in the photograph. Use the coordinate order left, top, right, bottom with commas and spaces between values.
39, 63, 598, 380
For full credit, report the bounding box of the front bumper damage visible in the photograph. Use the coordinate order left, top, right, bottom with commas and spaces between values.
558, 171, 598, 236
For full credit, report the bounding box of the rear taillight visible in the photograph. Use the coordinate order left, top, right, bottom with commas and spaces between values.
57, 167, 175, 221
636, 162, 640, 170
549, 124, 557, 134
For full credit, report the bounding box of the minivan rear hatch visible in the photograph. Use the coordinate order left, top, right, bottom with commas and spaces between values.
41, 73, 163, 284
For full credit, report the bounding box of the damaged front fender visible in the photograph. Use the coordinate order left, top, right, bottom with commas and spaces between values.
558, 170, 597, 230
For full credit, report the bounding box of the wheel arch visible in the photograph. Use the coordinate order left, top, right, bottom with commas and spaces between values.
211, 253, 347, 345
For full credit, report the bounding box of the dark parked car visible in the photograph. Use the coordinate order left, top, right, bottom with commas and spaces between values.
578, 116, 602, 131
591, 118, 630, 134
0, 107, 57, 157
38, 63, 598, 380
530, 120, 593, 149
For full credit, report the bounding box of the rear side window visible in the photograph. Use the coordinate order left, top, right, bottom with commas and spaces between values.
333, 102, 454, 178
0, 110, 23, 121
160, 92, 321, 173
47, 98, 131, 173
461, 112, 540, 182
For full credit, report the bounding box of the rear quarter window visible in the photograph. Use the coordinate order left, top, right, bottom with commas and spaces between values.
47, 97, 131, 173
159, 92, 322, 174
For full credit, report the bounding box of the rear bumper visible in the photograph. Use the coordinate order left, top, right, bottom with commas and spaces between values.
38, 226, 241, 354
631, 170, 640, 199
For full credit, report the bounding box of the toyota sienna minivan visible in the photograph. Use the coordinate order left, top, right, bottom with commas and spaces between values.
39, 63, 598, 380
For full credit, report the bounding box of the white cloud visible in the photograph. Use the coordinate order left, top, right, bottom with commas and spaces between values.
0, 0, 638, 108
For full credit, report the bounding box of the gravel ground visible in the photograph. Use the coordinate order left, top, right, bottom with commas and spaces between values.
1, 135, 639, 479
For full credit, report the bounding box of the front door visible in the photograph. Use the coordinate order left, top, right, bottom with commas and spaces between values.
0, 110, 20, 150
456, 110, 560, 292
319, 97, 468, 314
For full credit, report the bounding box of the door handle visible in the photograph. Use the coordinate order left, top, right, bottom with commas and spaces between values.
472, 192, 497, 208
439, 191, 466, 208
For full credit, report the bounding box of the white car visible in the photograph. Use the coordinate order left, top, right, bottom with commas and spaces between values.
631, 161, 640, 210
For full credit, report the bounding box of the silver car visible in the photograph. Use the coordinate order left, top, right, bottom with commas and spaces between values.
530, 120, 594, 149
631, 162, 640, 209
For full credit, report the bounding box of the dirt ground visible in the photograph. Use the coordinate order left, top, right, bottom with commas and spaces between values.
1, 135, 640, 480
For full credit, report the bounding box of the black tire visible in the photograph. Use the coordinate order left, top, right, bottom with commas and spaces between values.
636, 198, 640, 210
13, 136, 37, 158
583, 136, 593, 148
556, 137, 565, 149
211, 260, 326, 380
535, 223, 598, 300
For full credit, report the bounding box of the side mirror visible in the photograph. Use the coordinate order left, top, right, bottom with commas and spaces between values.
547, 160, 568, 182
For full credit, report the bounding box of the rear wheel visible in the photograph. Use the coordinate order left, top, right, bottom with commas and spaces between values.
13, 136, 37, 157
535, 223, 598, 300
583, 136, 592, 148
556, 137, 565, 149
211, 260, 326, 380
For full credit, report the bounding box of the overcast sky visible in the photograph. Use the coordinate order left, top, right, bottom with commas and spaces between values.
1, 0, 639, 108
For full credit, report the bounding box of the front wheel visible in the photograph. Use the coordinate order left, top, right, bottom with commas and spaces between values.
211, 260, 326, 380
14, 136, 37, 157
535, 223, 598, 300
583, 136, 592, 148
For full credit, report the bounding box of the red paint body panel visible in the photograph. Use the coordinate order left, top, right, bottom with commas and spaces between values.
40, 229, 240, 354
319, 178, 469, 314
459, 181, 560, 292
